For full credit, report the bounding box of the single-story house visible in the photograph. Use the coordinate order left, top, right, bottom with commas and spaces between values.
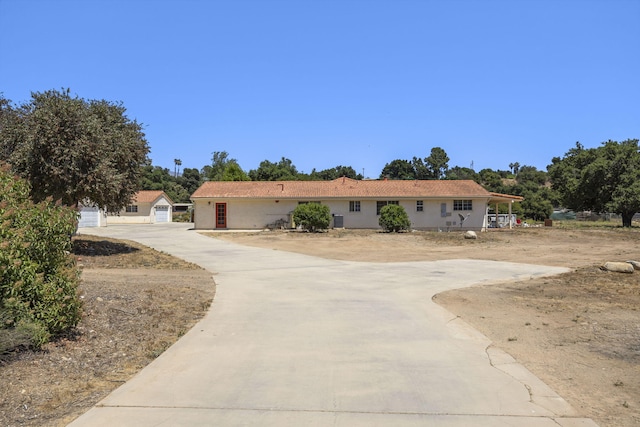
107, 190, 174, 224
190, 178, 522, 231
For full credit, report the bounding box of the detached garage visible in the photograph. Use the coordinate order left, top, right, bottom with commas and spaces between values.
107, 190, 174, 224
78, 204, 107, 228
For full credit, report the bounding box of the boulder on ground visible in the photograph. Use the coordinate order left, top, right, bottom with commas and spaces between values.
463, 230, 477, 240
601, 262, 634, 274
626, 260, 640, 270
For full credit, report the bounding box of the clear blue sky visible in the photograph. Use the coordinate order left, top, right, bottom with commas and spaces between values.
1, 0, 638, 178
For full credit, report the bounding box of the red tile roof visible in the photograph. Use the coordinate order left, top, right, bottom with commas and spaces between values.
191, 178, 497, 200
133, 190, 173, 204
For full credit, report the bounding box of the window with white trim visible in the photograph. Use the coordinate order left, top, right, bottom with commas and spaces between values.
126, 205, 138, 213
453, 200, 472, 211
416, 200, 424, 212
349, 201, 361, 212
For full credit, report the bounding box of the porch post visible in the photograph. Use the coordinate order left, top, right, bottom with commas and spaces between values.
483, 203, 488, 231
508, 201, 513, 229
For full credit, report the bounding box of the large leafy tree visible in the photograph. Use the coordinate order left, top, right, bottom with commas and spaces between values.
516, 165, 547, 186
425, 147, 450, 179
412, 147, 450, 179
478, 168, 505, 191
445, 166, 478, 181
520, 192, 553, 221
204, 151, 249, 181
412, 157, 429, 179
310, 165, 362, 180
0, 90, 149, 212
139, 163, 191, 203
177, 167, 203, 195
380, 159, 415, 180
548, 139, 640, 227
249, 157, 299, 181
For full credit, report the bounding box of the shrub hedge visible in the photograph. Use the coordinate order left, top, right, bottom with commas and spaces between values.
0, 165, 82, 348
292, 203, 331, 232
379, 204, 411, 232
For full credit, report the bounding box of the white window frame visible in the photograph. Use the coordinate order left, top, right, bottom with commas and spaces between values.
349, 201, 361, 212
453, 200, 472, 211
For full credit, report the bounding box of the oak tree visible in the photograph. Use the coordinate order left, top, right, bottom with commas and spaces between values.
548, 139, 640, 227
0, 89, 149, 212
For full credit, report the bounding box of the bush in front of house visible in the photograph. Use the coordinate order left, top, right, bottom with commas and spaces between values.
292, 203, 331, 232
0, 165, 82, 350
379, 204, 411, 232
172, 211, 193, 222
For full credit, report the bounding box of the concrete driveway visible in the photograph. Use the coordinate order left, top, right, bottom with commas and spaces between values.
69, 224, 597, 426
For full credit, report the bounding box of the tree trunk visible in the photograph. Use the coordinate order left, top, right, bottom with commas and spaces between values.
621, 211, 635, 227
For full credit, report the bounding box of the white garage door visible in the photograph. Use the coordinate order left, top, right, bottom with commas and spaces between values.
155, 205, 170, 223
79, 206, 100, 227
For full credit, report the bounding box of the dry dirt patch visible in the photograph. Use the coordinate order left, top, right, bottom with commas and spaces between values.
212, 226, 640, 427
2, 227, 639, 427
0, 236, 216, 427
209, 226, 640, 267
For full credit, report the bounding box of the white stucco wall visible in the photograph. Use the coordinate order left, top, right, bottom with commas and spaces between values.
193, 197, 490, 230
107, 202, 153, 224
107, 215, 152, 224
192, 200, 215, 229
107, 196, 173, 224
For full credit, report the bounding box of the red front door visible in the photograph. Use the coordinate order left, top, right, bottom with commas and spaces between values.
215, 203, 227, 228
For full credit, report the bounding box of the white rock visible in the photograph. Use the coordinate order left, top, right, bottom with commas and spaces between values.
463, 230, 478, 240
626, 260, 640, 270
601, 262, 634, 273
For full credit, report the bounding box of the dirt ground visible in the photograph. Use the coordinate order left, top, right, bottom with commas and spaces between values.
211, 225, 640, 427
1, 224, 638, 427
0, 236, 216, 427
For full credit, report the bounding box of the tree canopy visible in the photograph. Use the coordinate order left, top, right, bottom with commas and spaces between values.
0, 89, 149, 212
204, 151, 250, 181
445, 166, 478, 181
424, 147, 450, 179
248, 157, 299, 181
548, 139, 640, 227
139, 163, 191, 203
310, 165, 362, 180
382, 147, 450, 180
380, 159, 415, 180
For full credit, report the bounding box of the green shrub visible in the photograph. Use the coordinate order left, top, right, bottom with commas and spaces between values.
0, 165, 82, 349
379, 204, 411, 232
172, 211, 193, 222
292, 203, 331, 232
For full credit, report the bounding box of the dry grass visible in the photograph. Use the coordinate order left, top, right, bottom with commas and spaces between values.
0, 236, 215, 427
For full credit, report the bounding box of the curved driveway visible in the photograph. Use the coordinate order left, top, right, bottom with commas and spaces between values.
69, 224, 597, 426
